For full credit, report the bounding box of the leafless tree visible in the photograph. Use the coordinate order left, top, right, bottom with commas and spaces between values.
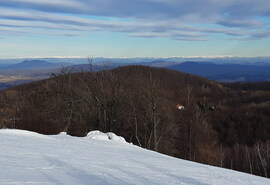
133, 71, 172, 151
255, 141, 270, 177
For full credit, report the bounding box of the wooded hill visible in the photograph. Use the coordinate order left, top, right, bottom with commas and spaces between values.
0, 65, 270, 178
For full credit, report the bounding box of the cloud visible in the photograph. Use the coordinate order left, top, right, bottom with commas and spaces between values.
218, 19, 263, 28
1, 0, 84, 13
0, 26, 83, 37
3, 0, 269, 21
0, 0, 270, 41
251, 30, 270, 39
128, 30, 208, 41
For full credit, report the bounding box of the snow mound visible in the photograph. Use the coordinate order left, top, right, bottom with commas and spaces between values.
0, 129, 54, 140
87, 130, 126, 143
87, 130, 108, 140
106, 132, 126, 142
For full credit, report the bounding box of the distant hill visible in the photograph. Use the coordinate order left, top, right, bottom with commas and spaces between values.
166, 62, 270, 82
136, 60, 179, 67
1, 60, 72, 70
91, 60, 270, 82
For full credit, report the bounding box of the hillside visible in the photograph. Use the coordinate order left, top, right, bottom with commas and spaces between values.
1, 129, 269, 185
0, 65, 269, 178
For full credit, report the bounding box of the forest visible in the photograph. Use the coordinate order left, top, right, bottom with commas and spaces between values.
0, 65, 269, 178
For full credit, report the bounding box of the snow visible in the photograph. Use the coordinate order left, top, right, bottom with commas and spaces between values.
86, 130, 110, 141
0, 129, 55, 140
86, 130, 126, 143
0, 129, 269, 185
87, 130, 126, 143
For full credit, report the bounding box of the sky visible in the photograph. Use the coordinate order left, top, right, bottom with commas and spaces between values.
0, 0, 270, 58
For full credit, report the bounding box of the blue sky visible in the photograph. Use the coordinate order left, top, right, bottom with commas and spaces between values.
0, 0, 270, 58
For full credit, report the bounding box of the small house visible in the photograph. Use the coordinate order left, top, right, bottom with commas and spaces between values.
176, 104, 185, 110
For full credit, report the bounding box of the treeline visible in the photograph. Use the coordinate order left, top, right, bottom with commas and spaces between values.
223, 81, 270, 91
0, 65, 269, 178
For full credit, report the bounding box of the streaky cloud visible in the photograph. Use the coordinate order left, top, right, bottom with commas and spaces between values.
0, 0, 270, 41
218, 19, 263, 28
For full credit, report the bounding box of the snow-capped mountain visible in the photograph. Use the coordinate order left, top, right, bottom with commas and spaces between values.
0, 129, 269, 185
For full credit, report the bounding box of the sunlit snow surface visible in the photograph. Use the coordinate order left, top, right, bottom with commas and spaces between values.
0, 129, 269, 185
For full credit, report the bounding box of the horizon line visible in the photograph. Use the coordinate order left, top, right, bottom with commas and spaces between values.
1, 55, 270, 60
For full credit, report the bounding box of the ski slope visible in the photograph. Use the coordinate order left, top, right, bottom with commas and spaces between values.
0, 129, 269, 185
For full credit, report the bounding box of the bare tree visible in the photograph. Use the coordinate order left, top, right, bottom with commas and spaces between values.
245, 146, 253, 174
82, 65, 127, 132
127, 99, 142, 147
255, 141, 270, 177
49, 67, 83, 133
133, 71, 172, 151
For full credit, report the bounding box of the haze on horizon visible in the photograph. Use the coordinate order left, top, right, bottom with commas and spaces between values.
0, 0, 270, 58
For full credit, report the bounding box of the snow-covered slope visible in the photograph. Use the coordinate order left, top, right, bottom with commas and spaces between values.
0, 129, 269, 185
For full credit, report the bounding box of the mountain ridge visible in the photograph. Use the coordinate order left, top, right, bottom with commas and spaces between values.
0, 60, 72, 70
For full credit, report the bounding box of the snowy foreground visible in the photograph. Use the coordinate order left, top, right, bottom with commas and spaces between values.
1, 129, 269, 185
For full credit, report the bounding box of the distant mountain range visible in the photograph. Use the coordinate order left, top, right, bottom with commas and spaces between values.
97, 60, 270, 82
0, 60, 73, 76
1, 56, 270, 66
0, 59, 270, 90
165, 62, 270, 82
1, 60, 72, 70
